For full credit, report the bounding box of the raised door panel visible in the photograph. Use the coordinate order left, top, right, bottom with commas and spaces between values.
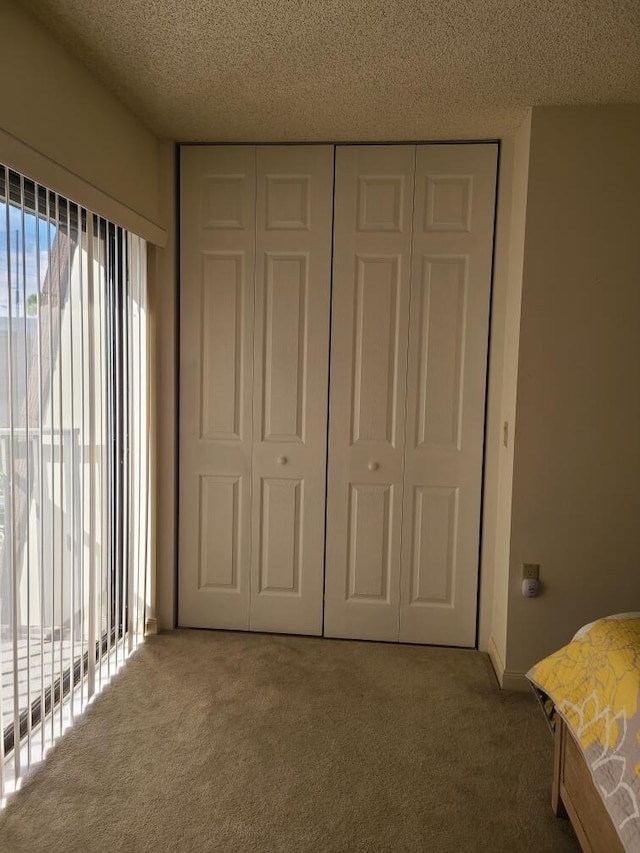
261, 253, 307, 442
414, 256, 468, 451
347, 483, 394, 601
200, 253, 245, 441
351, 255, 403, 446
399, 143, 498, 646
408, 486, 458, 605
251, 145, 334, 636
179, 145, 255, 629
324, 145, 415, 642
258, 478, 302, 594
198, 475, 241, 591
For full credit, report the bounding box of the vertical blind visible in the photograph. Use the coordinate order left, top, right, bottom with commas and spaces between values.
0, 165, 150, 799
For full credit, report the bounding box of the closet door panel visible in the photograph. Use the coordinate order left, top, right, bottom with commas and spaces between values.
179, 146, 256, 629
251, 146, 334, 635
399, 143, 498, 646
324, 145, 415, 641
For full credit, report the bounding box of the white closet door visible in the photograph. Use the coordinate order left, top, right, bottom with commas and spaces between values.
324, 146, 415, 641
250, 146, 334, 635
179, 146, 256, 629
399, 143, 498, 646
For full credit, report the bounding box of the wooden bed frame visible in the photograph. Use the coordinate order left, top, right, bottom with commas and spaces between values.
552, 717, 624, 852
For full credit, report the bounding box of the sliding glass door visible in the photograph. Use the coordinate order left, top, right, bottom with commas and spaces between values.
0, 167, 150, 796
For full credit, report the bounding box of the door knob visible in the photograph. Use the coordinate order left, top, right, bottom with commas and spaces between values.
277, 456, 288, 465
368, 461, 379, 471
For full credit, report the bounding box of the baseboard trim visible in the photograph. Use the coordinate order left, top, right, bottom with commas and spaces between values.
487, 636, 506, 684
487, 636, 530, 692
500, 669, 531, 692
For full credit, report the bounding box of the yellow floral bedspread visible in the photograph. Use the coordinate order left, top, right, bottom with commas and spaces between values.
527, 614, 640, 852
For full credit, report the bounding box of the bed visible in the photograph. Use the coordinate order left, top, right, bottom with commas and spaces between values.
527, 613, 640, 853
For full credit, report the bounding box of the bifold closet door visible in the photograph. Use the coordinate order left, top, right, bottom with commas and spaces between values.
399, 143, 498, 646
178, 144, 333, 635
179, 146, 256, 629
324, 146, 415, 641
325, 143, 497, 647
250, 146, 333, 635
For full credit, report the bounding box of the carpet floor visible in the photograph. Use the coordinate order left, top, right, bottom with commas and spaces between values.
0, 630, 580, 852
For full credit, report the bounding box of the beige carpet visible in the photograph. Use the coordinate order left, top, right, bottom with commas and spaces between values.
0, 630, 579, 852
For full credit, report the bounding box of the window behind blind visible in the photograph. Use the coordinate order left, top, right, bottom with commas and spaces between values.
0, 166, 150, 799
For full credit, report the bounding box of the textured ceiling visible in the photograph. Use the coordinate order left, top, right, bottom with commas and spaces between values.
18, 0, 640, 141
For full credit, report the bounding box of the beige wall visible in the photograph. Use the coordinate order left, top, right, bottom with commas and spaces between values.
0, 0, 163, 238
505, 105, 640, 676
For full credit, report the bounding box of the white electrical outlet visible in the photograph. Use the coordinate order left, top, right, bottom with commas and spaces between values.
522, 563, 540, 580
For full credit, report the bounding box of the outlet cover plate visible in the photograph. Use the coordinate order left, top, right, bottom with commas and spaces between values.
522, 563, 540, 580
